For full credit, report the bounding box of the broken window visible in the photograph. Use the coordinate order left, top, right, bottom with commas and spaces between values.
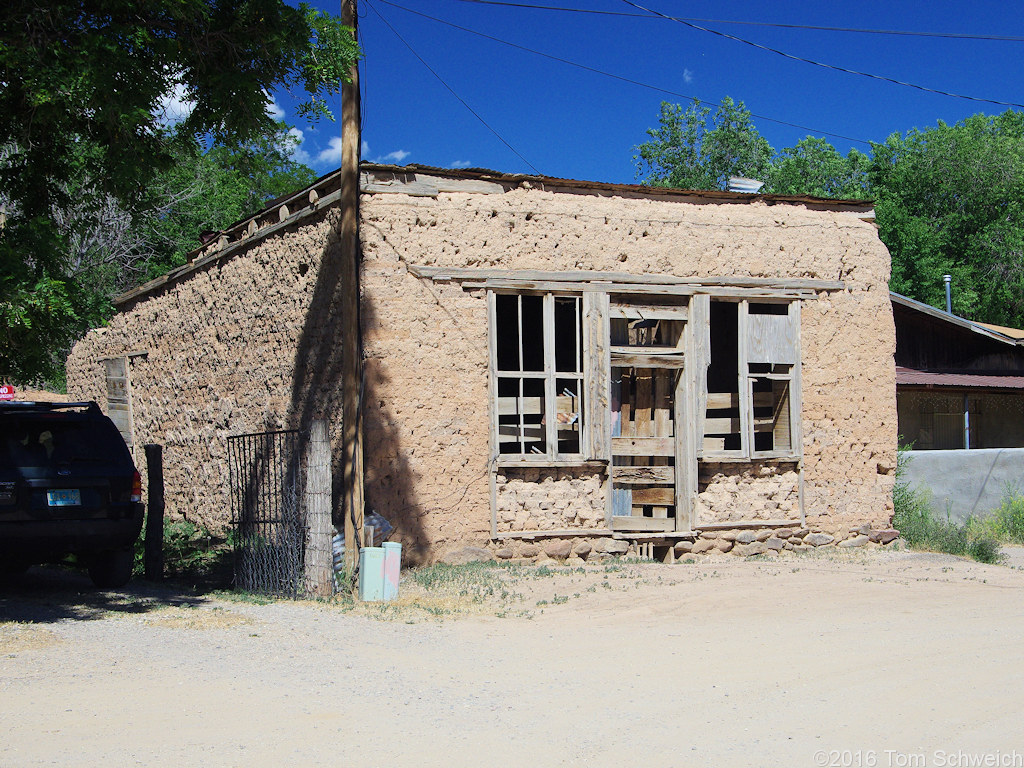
704, 300, 800, 458
493, 293, 584, 458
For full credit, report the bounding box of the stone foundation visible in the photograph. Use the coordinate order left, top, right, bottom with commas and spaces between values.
495, 467, 606, 533
484, 523, 901, 563
696, 461, 801, 525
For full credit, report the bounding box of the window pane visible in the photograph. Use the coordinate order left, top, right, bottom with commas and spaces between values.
555, 296, 581, 373
752, 377, 792, 453
556, 378, 583, 454
497, 377, 547, 455
520, 294, 545, 371
495, 294, 520, 372
705, 301, 741, 452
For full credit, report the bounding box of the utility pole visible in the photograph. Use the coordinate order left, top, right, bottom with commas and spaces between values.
340, 0, 364, 574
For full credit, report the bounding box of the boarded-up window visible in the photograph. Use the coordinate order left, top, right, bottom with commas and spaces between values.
492, 292, 584, 459
104, 357, 134, 449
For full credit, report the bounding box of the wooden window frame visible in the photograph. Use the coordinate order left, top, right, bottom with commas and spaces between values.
102, 356, 135, 452
489, 290, 586, 464
704, 298, 802, 461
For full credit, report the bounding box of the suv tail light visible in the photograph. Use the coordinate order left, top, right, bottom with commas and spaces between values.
130, 471, 143, 503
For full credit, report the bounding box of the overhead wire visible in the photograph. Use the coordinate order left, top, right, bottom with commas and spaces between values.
618, 0, 1024, 110
456, 0, 1024, 43
375, 0, 872, 145
364, 0, 542, 174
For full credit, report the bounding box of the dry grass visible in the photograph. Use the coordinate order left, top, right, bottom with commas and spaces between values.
139, 605, 254, 630
0, 623, 62, 654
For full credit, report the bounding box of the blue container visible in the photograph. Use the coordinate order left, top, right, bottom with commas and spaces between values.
358, 547, 385, 601
382, 542, 402, 601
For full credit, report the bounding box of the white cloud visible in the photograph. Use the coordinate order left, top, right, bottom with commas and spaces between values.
361, 140, 371, 156
287, 127, 312, 165
316, 136, 344, 165
266, 94, 285, 121
450, 160, 472, 169
379, 149, 410, 164
683, 68, 694, 84
156, 83, 195, 127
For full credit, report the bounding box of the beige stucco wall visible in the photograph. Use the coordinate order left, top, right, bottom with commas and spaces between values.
68, 179, 897, 563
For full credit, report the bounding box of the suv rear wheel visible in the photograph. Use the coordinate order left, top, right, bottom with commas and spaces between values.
87, 547, 134, 588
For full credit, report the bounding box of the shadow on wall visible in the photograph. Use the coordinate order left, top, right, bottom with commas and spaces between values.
285, 222, 428, 564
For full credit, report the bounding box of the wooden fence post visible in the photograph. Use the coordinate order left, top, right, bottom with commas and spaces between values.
304, 420, 333, 597
143, 443, 164, 581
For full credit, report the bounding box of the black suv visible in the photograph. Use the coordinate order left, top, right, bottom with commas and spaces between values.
0, 401, 144, 587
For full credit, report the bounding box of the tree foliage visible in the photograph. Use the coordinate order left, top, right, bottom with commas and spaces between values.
635, 98, 1024, 329
869, 112, 1024, 326
767, 137, 870, 199
0, 0, 358, 384
634, 98, 773, 190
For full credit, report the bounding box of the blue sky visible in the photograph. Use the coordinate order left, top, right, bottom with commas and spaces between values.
272, 0, 1024, 184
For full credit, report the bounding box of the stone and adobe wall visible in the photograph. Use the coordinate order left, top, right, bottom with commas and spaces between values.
68, 201, 350, 539
68, 166, 898, 564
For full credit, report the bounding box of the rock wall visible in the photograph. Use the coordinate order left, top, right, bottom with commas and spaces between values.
696, 462, 801, 524
68, 206, 348, 536
495, 468, 606, 533
67, 174, 897, 564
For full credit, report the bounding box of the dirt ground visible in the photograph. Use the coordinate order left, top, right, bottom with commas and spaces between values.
2, 548, 1024, 768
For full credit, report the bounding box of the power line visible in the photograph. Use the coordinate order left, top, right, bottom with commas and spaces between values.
457, 0, 1024, 44
375, 0, 872, 145
364, 0, 542, 174
619, 0, 1024, 110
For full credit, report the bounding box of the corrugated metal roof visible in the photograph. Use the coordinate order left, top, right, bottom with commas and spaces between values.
890, 292, 1024, 347
896, 366, 1024, 390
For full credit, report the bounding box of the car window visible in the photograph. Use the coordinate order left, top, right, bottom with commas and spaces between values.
0, 416, 128, 468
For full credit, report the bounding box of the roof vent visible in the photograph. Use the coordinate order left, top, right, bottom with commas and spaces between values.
727, 176, 765, 194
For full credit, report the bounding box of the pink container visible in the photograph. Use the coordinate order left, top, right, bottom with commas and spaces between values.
382, 542, 401, 601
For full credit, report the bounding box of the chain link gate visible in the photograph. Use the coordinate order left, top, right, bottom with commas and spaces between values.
227, 429, 306, 597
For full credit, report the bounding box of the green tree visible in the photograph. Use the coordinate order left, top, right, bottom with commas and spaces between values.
0, 0, 358, 383
765, 137, 870, 199
634, 97, 773, 190
140, 127, 319, 281
59, 125, 318, 317
870, 111, 1024, 325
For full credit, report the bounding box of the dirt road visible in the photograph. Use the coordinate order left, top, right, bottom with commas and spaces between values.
2, 549, 1023, 768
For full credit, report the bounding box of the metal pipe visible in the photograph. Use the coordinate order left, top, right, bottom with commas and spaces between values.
964, 393, 971, 450
944, 274, 952, 313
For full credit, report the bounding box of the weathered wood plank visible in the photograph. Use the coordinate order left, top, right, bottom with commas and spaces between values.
611, 466, 675, 484
654, 370, 672, 440
610, 516, 676, 532
582, 291, 610, 461
407, 264, 846, 291
459, 279, 817, 299
704, 416, 777, 434
610, 306, 689, 321
494, 528, 615, 539
630, 487, 675, 505
706, 391, 773, 409
747, 304, 799, 365
610, 353, 686, 369
610, 345, 684, 356
737, 301, 751, 457
635, 369, 652, 438
497, 395, 577, 416
612, 436, 675, 457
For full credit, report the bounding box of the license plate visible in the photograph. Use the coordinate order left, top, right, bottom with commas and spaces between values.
47, 489, 81, 507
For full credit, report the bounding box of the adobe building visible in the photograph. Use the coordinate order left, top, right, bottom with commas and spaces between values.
67, 164, 898, 563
